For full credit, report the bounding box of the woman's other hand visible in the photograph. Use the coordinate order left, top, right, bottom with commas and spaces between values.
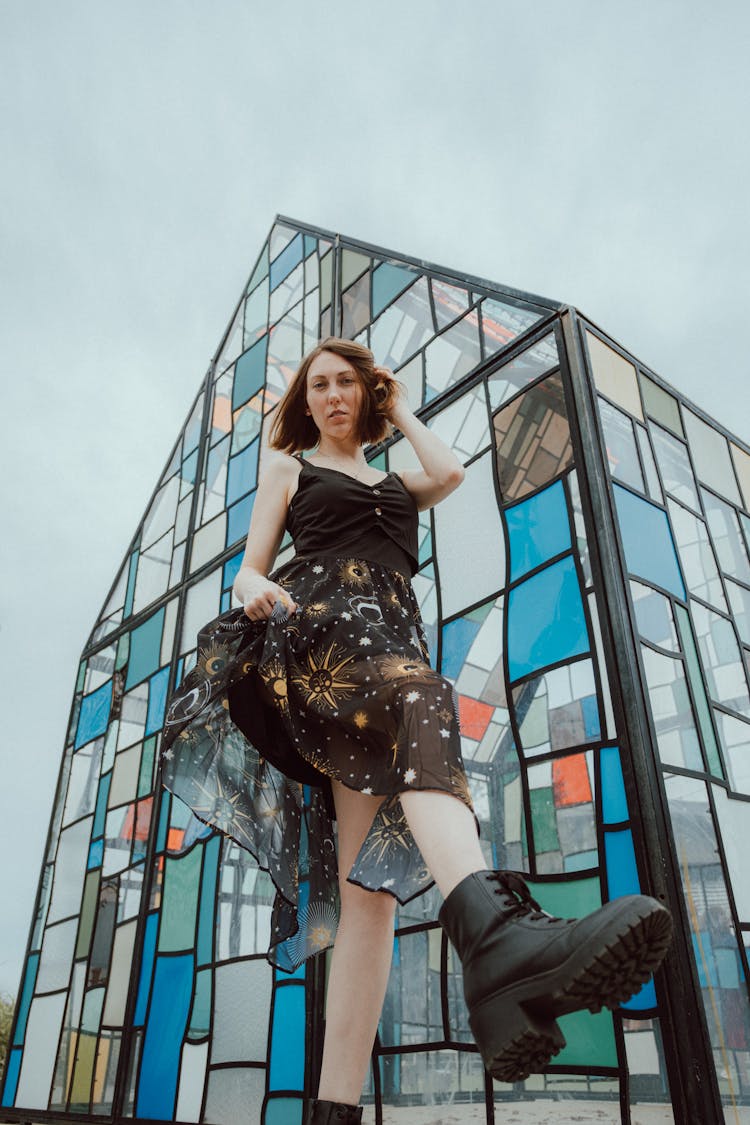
237, 571, 298, 622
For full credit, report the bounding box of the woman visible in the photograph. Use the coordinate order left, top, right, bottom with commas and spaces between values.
161, 337, 672, 1125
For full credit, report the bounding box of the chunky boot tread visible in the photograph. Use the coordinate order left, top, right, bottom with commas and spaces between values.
485, 1024, 564, 1084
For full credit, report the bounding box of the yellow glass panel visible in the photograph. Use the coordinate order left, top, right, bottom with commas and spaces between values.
585, 330, 643, 420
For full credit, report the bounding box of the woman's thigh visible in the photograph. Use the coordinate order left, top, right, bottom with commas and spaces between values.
331, 780, 395, 911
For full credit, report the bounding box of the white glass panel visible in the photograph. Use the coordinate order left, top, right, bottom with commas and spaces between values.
15, 991, 67, 1109
102, 920, 137, 1025
434, 453, 505, 618
713, 783, 750, 917
63, 739, 103, 827
132, 530, 173, 614
175, 1041, 208, 1123
190, 514, 227, 573
117, 683, 148, 751
667, 500, 726, 611
730, 442, 750, 511
161, 597, 179, 667
142, 475, 180, 550
211, 959, 272, 1063
108, 744, 140, 809
428, 383, 489, 462
691, 601, 750, 718
181, 570, 223, 653
204, 1066, 265, 1125
83, 644, 117, 695
48, 816, 93, 925
37, 918, 77, 993
683, 410, 742, 505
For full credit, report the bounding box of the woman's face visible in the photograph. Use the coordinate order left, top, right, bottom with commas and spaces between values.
305, 350, 364, 441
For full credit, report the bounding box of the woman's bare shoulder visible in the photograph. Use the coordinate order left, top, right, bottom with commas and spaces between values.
260, 450, 303, 482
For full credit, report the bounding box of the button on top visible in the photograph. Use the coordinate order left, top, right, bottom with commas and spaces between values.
375, 507, 382, 516
373, 489, 381, 496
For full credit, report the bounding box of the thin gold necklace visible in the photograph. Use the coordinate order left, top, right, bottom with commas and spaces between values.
316, 450, 368, 480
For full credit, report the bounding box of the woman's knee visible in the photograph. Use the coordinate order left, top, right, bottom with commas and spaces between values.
339, 880, 397, 925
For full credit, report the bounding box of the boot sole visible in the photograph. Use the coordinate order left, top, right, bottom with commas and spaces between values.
469, 898, 673, 1083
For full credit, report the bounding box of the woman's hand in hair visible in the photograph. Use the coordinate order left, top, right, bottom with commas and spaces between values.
373, 367, 411, 428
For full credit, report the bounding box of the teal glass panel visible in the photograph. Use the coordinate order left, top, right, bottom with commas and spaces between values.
555, 1008, 616, 1066
507, 556, 589, 681
182, 447, 198, 485
227, 491, 255, 547
530, 787, 560, 852
156, 794, 169, 851
371, 262, 417, 318
613, 484, 686, 598
87, 837, 104, 868
604, 828, 639, 900
674, 604, 724, 777
158, 845, 202, 952
600, 746, 628, 824
269, 233, 302, 290
187, 968, 212, 1039
136, 952, 194, 1119
75, 679, 113, 749
124, 549, 139, 617
1, 1047, 22, 1106
226, 438, 259, 506
137, 737, 156, 798
232, 337, 268, 410
506, 479, 571, 581
527, 874, 601, 917
146, 667, 170, 737
125, 608, 165, 690
93, 772, 111, 838
197, 835, 220, 966
265, 1098, 303, 1125
269, 981, 305, 1090
11, 952, 39, 1046
134, 912, 158, 1025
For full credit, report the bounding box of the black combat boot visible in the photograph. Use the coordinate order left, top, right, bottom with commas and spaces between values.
302, 1098, 363, 1124
439, 870, 673, 1083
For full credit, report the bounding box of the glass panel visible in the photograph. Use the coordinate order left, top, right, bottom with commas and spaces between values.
371, 260, 418, 318
630, 580, 679, 650
479, 295, 541, 361
667, 499, 727, 611
598, 396, 645, 491
493, 370, 573, 502
180, 570, 222, 654
340, 271, 370, 339
427, 381, 489, 462
506, 478, 571, 582
651, 423, 700, 511
63, 738, 104, 827
585, 330, 643, 420
641, 645, 703, 770
380, 929, 443, 1046
730, 442, 750, 510
507, 556, 589, 681
423, 312, 481, 399
102, 919, 138, 1024
635, 422, 664, 502
14, 991, 67, 1110
217, 847, 273, 960
726, 579, 750, 645
369, 277, 432, 371
486, 331, 558, 410
48, 815, 93, 925
36, 918, 77, 992
613, 485, 686, 599
701, 489, 750, 583
690, 600, 750, 718
683, 410, 742, 505
174, 1041, 208, 1123
433, 452, 506, 618
640, 373, 684, 435
713, 710, 750, 795
674, 604, 723, 777
212, 959, 272, 1063
512, 660, 600, 758
664, 773, 750, 1112
431, 278, 469, 327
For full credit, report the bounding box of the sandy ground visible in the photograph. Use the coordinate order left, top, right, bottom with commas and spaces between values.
359, 1101, 750, 1124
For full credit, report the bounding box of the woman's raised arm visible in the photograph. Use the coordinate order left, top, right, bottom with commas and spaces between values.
381, 372, 465, 510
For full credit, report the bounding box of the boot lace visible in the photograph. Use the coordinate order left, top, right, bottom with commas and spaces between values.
487, 871, 566, 924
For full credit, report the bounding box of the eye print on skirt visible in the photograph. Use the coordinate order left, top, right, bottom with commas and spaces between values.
164, 678, 212, 727
347, 594, 384, 624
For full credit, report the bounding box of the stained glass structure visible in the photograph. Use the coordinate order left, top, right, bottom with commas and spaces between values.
3, 217, 749, 1124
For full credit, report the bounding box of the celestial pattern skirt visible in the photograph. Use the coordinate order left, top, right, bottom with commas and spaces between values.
160, 554, 474, 972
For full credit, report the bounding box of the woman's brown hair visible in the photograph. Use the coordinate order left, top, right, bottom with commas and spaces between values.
268, 337, 400, 453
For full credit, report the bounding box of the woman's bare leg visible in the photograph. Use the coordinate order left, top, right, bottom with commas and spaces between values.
399, 789, 487, 899
317, 781, 397, 1105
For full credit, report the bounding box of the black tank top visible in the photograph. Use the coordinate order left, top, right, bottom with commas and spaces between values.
286, 458, 419, 577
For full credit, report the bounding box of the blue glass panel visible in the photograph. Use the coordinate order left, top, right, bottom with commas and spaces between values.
716, 946, 741, 988
269, 981, 305, 1090
125, 607, 165, 690
136, 953, 194, 1119
266, 1098, 303, 1125
87, 838, 104, 869
622, 975, 657, 1012
613, 484, 686, 599
220, 590, 231, 613
233, 337, 268, 410
270, 233, 303, 291
75, 679, 113, 749
182, 447, 198, 486
440, 616, 482, 679
372, 262, 417, 318
692, 930, 718, 988
197, 835, 220, 966
223, 551, 244, 591
604, 828, 640, 900
506, 479, 571, 582
227, 492, 256, 548
12, 953, 39, 1046
582, 694, 601, 738
146, 667, 170, 736
507, 556, 589, 681
93, 773, 111, 837
1, 1047, 22, 1106
564, 849, 599, 872
303, 234, 317, 257
134, 912, 159, 1026
227, 439, 259, 506
124, 549, 139, 617
600, 746, 628, 824
156, 794, 170, 851
176, 655, 185, 688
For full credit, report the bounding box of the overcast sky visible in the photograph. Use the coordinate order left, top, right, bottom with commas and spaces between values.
1, 0, 748, 997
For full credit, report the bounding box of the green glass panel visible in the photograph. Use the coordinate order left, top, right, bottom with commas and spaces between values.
187, 968, 212, 1040
125, 608, 165, 690
76, 661, 86, 692
69, 1030, 97, 1108
368, 450, 386, 472
197, 835, 220, 966
641, 374, 684, 436
674, 604, 724, 777
138, 737, 156, 798
530, 787, 560, 853
556, 1006, 617, 1066
76, 870, 101, 959
527, 874, 602, 918
265, 1098, 302, 1125
115, 632, 129, 671
158, 844, 202, 952
340, 248, 369, 290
